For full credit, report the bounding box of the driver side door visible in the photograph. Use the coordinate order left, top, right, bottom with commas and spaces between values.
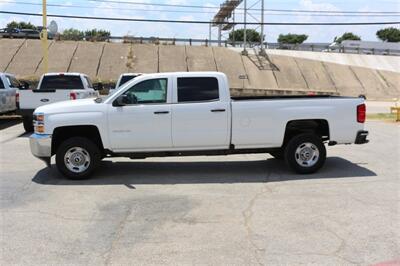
107, 77, 172, 152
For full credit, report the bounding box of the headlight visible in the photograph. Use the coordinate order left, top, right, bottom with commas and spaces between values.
33, 113, 45, 134
36, 114, 45, 122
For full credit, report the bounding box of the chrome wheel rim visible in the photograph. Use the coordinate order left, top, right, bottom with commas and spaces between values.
295, 142, 319, 167
64, 147, 91, 173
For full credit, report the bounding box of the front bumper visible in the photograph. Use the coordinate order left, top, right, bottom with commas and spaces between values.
30, 133, 52, 166
355, 130, 369, 144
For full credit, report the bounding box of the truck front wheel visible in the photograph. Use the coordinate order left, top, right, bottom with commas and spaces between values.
22, 116, 34, 132
56, 137, 101, 179
284, 133, 326, 174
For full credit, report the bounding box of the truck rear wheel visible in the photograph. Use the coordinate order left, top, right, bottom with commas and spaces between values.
56, 137, 101, 179
284, 133, 326, 174
22, 116, 34, 132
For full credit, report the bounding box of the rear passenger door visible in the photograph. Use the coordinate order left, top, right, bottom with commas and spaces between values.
171, 77, 230, 150
4, 75, 18, 111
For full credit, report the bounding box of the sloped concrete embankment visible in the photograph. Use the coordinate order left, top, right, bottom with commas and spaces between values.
0, 39, 398, 99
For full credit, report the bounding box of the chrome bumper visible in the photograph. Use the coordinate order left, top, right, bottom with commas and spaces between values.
30, 133, 52, 166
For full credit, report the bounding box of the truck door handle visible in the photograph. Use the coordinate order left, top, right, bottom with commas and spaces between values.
211, 109, 226, 113
154, 111, 169, 115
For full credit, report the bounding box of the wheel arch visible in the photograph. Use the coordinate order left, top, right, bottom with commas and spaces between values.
52, 125, 104, 155
283, 119, 330, 146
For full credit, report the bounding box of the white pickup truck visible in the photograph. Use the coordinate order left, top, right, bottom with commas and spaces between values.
29, 72, 369, 179
0, 72, 19, 114
18, 73, 99, 132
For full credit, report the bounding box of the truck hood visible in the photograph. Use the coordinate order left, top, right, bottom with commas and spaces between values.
34, 98, 102, 114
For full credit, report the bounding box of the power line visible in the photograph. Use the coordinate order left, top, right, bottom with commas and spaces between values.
87, 0, 396, 13
1, 10, 399, 25
4, 0, 394, 14
2, 1, 400, 17
3, 1, 400, 17
80, 0, 400, 14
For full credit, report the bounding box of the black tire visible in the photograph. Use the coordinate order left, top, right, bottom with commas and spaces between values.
284, 133, 326, 174
269, 149, 284, 160
22, 116, 34, 132
56, 137, 101, 180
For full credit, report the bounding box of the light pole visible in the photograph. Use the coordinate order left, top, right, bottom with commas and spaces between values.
41, 0, 48, 73
242, 0, 248, 55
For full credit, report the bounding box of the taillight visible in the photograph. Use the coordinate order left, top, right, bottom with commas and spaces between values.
357, 104, 366, 123
16, 92, 19, 108
70, 92, 77, 100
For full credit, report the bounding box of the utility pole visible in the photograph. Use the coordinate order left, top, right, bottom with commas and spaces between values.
232, 10, 235, 47
260, 0, 266, 55
218, 25, 222, 47
242, 0, 248, 55
41, 0, 48, 73
209, 22, 212, 46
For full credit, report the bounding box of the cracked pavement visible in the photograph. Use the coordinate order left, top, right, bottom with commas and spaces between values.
0, 121, 399, 265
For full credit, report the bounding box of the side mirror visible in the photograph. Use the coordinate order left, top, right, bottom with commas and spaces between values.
113, 95, 128, 107
93, 82, 103, 91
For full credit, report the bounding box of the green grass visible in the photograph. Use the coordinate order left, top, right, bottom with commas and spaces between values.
367, 113, 398, 121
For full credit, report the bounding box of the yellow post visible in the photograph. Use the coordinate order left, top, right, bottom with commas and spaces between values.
41, 0, 48, 73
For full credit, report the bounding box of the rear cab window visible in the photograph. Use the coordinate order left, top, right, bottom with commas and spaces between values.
177, 77, 219, 103
6, 75, 20, 88
83, 76, 93, 89
40, 75, 84, 90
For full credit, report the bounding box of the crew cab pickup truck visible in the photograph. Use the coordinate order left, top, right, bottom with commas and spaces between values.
18, 73, 99, 132
29, 72, 369, 179
0, 72, 19, 114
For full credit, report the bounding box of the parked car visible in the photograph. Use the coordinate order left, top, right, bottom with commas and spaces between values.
0, 28, 41, 39
109, 73, 142, 95
18, 73, 100, 132
29, 72, 369, 179
0, 72, 19, 114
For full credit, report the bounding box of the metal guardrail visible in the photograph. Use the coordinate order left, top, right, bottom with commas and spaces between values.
2, 34, 399, 55
111, 36, 400, 55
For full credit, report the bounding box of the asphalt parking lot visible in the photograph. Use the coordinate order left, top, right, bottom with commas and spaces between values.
0, 120, 399, 265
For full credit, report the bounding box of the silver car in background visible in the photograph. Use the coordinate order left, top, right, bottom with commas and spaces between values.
0, 73, 19, 114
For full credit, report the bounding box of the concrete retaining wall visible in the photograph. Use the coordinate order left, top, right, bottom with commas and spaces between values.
159, 46, 187, 72
0, 39, 25, 72
35, 41, 78, 76
213, 47, 249, 89
1, 39, 398, 99
6, 40, 49, 77
186, 46, 217, 72
269, 54, 308, 89
69, 42, 105, 78
97, 43, 130, 81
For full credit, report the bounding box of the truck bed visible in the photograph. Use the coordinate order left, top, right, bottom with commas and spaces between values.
231, 95, 351, 101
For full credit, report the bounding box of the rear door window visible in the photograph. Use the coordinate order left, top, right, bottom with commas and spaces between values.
40, 75, 84, 90
0, 79, 4, 89
177, 77, 219, 103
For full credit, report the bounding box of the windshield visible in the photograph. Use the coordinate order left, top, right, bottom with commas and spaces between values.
40, 75, 84, 90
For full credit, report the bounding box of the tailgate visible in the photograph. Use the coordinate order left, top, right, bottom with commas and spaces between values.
19, 90, 73, 109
